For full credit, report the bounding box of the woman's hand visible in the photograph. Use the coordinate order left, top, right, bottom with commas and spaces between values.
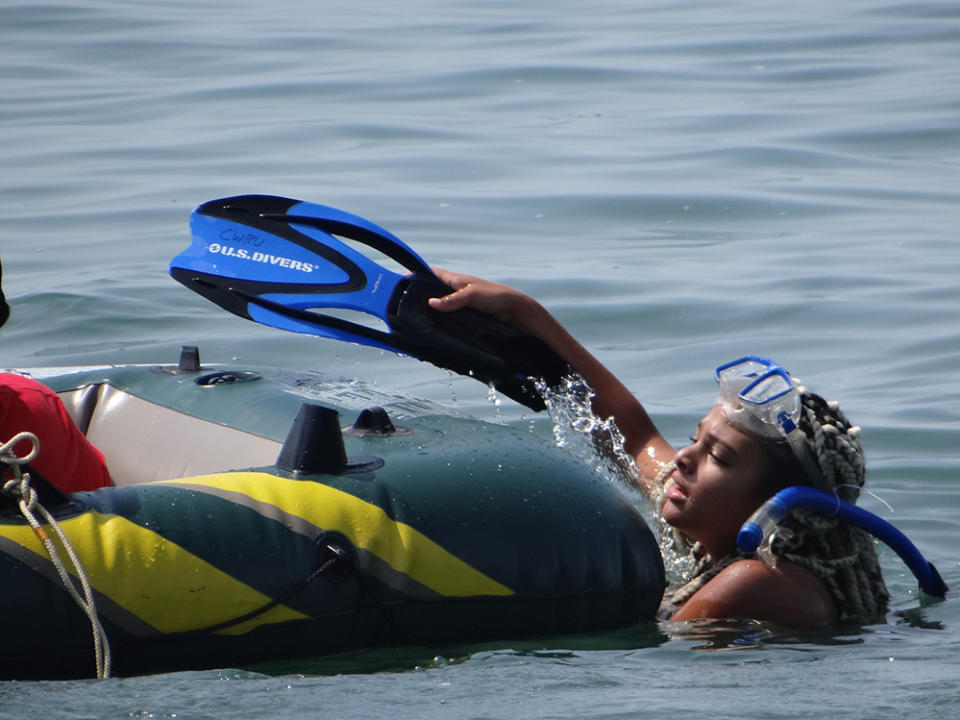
427, 268, 542, 334
426, 266, 667, 468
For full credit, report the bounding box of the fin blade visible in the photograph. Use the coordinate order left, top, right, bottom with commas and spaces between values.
170, 195, 571, 411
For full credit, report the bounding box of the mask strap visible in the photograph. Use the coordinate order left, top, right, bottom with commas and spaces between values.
784, 428, 827, 491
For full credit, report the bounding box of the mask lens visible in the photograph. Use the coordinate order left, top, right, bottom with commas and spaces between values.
740, 368, 799, 429
715, 357, 800, 434
715, 356, 775, 396
741, 370, 791, 405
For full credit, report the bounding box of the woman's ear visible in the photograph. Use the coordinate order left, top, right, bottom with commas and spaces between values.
755, 439, 809, 501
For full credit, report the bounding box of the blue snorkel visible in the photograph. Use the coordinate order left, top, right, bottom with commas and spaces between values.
738, 486, 948, 598
717, 357, 946, 599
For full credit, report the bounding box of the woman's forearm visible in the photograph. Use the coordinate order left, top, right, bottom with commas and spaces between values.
428, 269, 667, 463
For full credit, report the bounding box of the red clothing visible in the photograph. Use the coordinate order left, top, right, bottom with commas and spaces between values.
0, 373, 111, 493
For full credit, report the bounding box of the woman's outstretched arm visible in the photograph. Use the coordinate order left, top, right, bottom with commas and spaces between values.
428, 268, 673, 477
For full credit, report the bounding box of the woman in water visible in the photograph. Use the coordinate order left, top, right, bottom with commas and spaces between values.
428, 269, 889, 626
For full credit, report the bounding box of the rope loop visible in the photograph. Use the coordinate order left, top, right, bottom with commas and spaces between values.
1, 431, 41, 511
1, 431, 112, 679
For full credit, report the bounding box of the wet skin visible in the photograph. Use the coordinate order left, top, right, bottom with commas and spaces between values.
662, 405, 768, 560
662, 406, 838, 625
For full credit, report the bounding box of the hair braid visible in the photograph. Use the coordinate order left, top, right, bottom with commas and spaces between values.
768, 390, 889, 624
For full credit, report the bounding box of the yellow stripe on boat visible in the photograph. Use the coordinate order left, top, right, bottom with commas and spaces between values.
167, 472, 514, 598
3, 513, 309, 635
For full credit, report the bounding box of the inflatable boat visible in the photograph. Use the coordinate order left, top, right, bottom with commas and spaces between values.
0, 348, 665, 680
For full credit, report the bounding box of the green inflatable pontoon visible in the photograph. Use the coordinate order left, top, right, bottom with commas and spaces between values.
0, 350, 664, 680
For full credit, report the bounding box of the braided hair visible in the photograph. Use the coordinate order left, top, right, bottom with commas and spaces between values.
657, 389, 890, 624
766, 390, 889, 624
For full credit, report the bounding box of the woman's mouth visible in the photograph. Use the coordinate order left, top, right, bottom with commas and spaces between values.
664, 477, 688, 502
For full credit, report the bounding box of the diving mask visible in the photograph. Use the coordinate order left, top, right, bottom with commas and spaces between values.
715, 355, 825, 488
715, 356, 800, 438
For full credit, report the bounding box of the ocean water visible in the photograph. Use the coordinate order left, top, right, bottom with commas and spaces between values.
2, 0, 959, 717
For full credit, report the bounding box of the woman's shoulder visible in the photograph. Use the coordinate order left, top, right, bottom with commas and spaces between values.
670, 557, 838, 626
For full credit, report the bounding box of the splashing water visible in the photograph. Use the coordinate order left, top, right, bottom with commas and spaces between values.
535, 374, 698, 584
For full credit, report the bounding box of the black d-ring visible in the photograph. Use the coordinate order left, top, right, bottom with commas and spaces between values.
315, 531, 358, 585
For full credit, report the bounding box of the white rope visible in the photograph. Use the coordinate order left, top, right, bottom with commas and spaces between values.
1, 432, 112, 679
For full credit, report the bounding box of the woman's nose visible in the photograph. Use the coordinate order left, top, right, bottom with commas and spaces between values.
673, 444, 694, 474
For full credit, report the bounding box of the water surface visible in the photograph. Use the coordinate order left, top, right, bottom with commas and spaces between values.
1, 0, 958, 717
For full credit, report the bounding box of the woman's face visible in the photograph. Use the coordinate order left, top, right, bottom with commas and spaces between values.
662, 404, 768, 558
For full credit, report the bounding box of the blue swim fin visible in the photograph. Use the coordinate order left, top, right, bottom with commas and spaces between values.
169, 195, 569, 410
